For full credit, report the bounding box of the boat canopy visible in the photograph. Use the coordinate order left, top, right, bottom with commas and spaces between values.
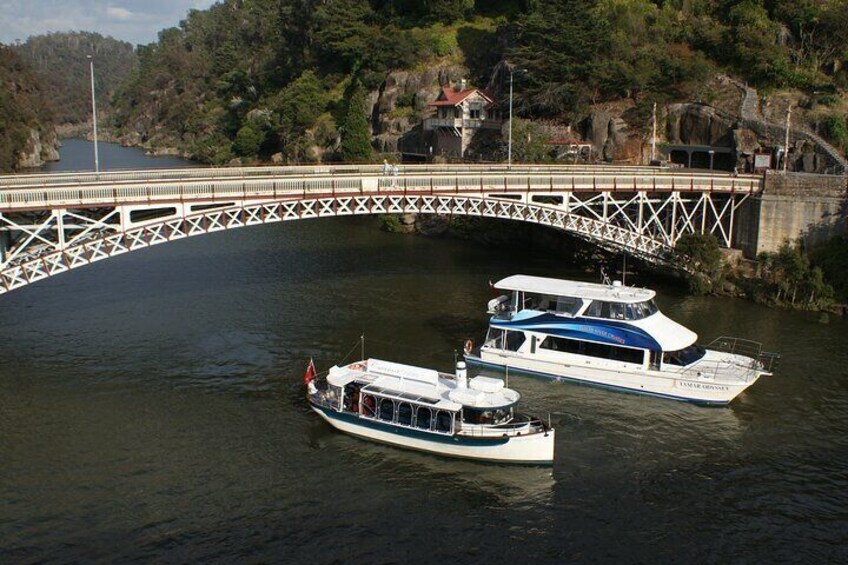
327, 365, 367, 388
364, 378, 462, 411
629, 311, 697, 351
495, 274, 655, 304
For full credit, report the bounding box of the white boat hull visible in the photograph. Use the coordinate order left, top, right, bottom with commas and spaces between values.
472, 349, 760, 405
311, 404, 555, 464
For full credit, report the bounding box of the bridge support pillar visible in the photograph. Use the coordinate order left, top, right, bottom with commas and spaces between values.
0, 229, 9, 264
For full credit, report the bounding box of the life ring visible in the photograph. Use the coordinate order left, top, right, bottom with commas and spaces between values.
350, 362, 366, 371
463, 339, 474, 355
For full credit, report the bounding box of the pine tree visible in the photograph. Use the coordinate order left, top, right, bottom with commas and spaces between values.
339, 82, 372, 163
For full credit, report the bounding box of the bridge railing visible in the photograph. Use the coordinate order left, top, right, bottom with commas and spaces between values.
0, 163, 753, 190
0, 171, 762, 212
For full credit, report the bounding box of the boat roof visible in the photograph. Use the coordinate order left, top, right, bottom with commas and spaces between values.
328, 359, 519, 410
495, 274, 656, 303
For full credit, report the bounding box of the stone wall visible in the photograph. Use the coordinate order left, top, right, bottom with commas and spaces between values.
740, 172, 848, 255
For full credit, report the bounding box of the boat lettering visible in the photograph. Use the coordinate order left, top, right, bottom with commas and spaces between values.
676, 380, 730, 392
586, 327, 626, 345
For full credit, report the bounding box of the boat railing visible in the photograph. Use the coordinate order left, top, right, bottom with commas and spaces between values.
669, 358, 760, 384
458, 417, 547, 438
707, 336, 780, 373
310, 390, 341, 412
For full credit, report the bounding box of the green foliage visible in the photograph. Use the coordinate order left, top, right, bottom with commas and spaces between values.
753, 241, 834, 308
339, 83, 373, 162
809, 235, 848, 302
0, 46, 53, 172
107, 0, 848, 166
501, 118, 552, 163
822, 114, 848, 153
675, 233, 725, 295
13, 32, 136, 124
233, 122, 265, 157
429, 23, 458, 56
508, 0, 610, 119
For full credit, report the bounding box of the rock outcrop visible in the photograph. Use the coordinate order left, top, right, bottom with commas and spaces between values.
16, 127, 60, 169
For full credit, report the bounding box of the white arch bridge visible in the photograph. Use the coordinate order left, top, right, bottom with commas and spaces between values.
0, 164, 763, 296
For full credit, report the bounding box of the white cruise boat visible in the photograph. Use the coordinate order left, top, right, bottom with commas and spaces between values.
306, 357, 555, 464
465, 275, 779, 405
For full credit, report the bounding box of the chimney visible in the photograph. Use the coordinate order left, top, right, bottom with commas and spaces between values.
458, 78, 466, 91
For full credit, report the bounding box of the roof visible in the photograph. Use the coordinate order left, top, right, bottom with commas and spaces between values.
495, 275, 655, 303
429, 87, 494, 107
628, 311, 698, 351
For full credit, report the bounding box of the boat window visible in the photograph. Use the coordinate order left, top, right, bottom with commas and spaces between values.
663, 345, 706, 367
361, 395, 376, 417
524, 292, 542, 310
505, 331, 525, 352
644, 299, 658, 316
436, 410, 453, 433
397, 402, 413, 426
609, 302, 625, 320
540, 336, 582, 354
584, 299, 658, 320
492, 408, 513, 424
541, 335, 644, 364
556, 296, 583, 316
486, 328, 505, 348
416, 407, 432, 430
379, 398, 395, 422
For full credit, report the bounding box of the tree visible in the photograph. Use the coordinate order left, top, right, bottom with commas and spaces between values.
339, 82, 372, 162
675, 233, 724, 294
508, 0, 611, 119
233, 121, 264, 157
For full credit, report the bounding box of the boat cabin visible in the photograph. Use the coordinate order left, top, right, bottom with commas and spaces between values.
322, 359, 520, 435
485, 275, 703, 371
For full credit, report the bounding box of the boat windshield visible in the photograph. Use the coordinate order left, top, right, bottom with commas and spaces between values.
583, 299, 658, 321
462, 406, 514, 425
662, 344, 706, 367
522, 292, 583, 316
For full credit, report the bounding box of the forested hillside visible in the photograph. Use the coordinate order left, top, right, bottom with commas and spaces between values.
0, 45, 58, 172
14, 32, 137, 124
110, 0, 848, 164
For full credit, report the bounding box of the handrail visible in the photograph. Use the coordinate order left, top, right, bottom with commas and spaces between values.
0, 163, 760, 190
0, 170, 762, 212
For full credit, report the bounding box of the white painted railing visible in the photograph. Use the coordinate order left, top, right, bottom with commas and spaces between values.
0, 169, 762, 211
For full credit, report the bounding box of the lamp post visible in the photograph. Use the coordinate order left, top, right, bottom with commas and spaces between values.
507, 67, 527, 168
87, 55, 100, 174
708, 149, 715, 170
783, 105, 791, 173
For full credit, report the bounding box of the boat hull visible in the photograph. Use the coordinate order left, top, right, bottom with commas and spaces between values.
311, 403, 555, 464
468, 351, 759, 406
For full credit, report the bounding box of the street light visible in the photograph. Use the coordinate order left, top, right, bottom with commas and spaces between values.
507, 67, 527, 168
87, 55, 100, 174
708, 149, 715, 170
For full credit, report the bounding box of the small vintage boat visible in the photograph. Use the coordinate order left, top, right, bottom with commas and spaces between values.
465, 274, 780, 405
305, 357, 555, 464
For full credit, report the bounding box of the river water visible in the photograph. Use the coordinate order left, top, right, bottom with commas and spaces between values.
1, 140, 846, 562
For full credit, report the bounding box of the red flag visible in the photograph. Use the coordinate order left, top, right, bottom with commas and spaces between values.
304, 358, 316, 385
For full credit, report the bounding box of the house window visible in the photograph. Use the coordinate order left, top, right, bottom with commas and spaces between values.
469, 103, 482, 119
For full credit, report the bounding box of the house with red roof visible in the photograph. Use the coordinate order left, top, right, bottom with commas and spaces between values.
423, 80, 502, 159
